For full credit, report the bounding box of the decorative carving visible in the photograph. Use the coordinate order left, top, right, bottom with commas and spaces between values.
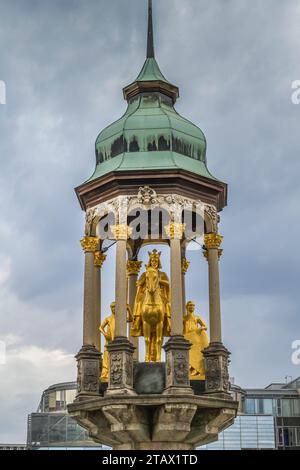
110, 353, 123, 385
204, 204, 219, 233
163, 336, 192, 391
80, 236, 99, 253
126, 260, 143, 277
106, 338, 135, 393
83, 361, 99, 392
75, 345, 101, 398
111, 224, 132, 240
165, 222, 186, 240
181, 258, 190, 274
94, 188, 207, 236
137, 186, 158, 205
204, 233, 223, 250
203, 344, 230, 394
94, 251, 106, 268
85, 208, 99, 236
174, 352, 189, 385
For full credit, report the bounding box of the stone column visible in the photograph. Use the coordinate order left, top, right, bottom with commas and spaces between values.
202, 233, 230, 397
76, 236, 101, 400
163, 223, 192, 395
94, 251, 107, 352
127, 260, 142, 361
203, 233, 223, 344
80, 236, 100, 346
106, 225, 136, 396
181, 257, 190, 315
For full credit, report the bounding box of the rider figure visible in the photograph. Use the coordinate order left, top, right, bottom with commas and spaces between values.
131, 250, 171, 360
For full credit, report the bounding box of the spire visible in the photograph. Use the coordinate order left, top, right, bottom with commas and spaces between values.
147, 0, 155, 58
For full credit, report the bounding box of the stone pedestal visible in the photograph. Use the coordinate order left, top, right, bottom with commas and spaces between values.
106, 337, 136, 396
163, 336, 193, 395
75, 345, 102, 400
68, 393, 237, 450
203, 342, 230, 398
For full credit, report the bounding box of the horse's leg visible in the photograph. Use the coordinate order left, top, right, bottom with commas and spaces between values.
143, 321, 151, 362
156, 316, 164, 362
150, 333, 156, 362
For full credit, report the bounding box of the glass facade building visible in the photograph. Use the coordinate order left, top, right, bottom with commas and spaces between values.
202, 415, 275, 450
203, 377, 300, 450
27, 382, 101, 450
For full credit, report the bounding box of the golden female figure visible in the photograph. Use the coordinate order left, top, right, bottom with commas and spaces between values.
100, 301, 133, 382
183, 301, 209, 380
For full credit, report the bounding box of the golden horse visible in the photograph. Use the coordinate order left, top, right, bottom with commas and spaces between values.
141, 266, 165, 362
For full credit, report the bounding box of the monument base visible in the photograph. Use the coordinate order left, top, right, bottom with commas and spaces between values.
68, 391, 237, 450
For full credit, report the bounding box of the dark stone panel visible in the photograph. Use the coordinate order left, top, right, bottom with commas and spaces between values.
191, 380, 206, 395
99, 364, 205, 396
99, 382, 108, 396
134, 362, 166, 394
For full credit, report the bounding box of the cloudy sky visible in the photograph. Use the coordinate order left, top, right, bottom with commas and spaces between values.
0, 0, 300, 443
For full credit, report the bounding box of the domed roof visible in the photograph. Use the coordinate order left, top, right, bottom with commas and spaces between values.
87, 3, 217, 184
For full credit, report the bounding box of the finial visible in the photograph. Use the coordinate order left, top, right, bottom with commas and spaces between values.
147, 0, 155, 58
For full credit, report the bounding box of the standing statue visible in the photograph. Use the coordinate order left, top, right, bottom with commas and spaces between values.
131, 250, 171, 362
183, 301, 209, 380
100, 301, 133, 382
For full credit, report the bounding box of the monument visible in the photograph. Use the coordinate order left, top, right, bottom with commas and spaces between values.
68, 0, 238, 450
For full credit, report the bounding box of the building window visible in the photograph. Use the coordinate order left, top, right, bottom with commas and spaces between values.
245, 399, 255, 414
277, 427, 300, 448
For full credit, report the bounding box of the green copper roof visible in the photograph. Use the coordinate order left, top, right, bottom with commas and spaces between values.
84, 1, 219, 185
87, 90, 217, 183
135, 57, 170, 84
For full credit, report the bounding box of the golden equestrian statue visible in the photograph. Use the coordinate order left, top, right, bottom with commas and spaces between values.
131, 250, 171, 362
100, 301, 133, 382
183, 301, 209, 380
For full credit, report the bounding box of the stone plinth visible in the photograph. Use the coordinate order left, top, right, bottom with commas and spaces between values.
203, 342, 231, 399
75, 345, 102, 401
163, 336, 193, 395
106, 337, 136, 396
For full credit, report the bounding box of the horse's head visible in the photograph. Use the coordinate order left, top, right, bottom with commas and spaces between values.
145, 266, 159, 295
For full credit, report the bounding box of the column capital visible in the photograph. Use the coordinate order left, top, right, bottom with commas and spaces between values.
165, 222, 186, 240
181, 258, 190, 274
204, 233, 223, 250
80, 236, 99, 253
127, 260, 143, 277
94, 251, 107, 268
111, 224, 132, 240
203, 248, 223, 261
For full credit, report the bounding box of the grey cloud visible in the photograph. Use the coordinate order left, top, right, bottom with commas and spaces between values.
0, 0, 299, 442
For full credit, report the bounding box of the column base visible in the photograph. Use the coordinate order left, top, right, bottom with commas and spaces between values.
75, 345, 101, 400
163, 335, 193, 393
105, 337, 136, 396
203, 342, 231, 396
